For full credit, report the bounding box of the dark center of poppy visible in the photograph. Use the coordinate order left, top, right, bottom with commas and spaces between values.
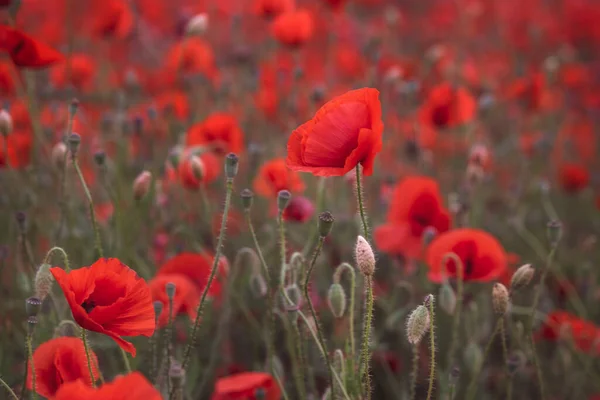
431, 104, 451, 128
464, 258, 474, 277
82, 300, 97, 314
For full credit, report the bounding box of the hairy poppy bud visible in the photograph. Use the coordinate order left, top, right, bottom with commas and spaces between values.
0, 109, 13, 136
250, 273, 268, 298
327, 283, 346, 318
240, 189, 254, 210
26, 297, 42, 317
547, 220, 562, 247
464, 341, 483, 375
34, 263, 54, 301
52, 142, 68, 169
355, 235, 375, 276
189, 155, 205, 181
318, 211, 335, 238
133, 170, 152, 201
510, 264, 535, 292
439, 282, 456, 315
68, 133, 81, 157
186, 13, 209, 36
283, 284, 302, 311
406, 305, 430, 345
492, 283, 509, 315
225, 153, 239, 179
277, 190, 291, 213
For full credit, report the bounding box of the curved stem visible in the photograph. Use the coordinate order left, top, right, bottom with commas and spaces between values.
72, 158, 103, 258
27, 334, 37, 400
354, 165, 370, 241
426, 298, 436, 400
444, 252, 464, 369
43, 247, 71, 272
466, 318, 502, 400
304, 237, 334, 399
334, 263, 356, 368
0, 377, 18, 400
81, 329, 96, 388
409, 344, 419, 400
360, 275, 374, 400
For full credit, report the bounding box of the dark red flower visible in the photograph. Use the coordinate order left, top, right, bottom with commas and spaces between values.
282, 196, 315, 223
157, 252, 229, 298
537, 311, 600, 354
254, 158, 305, 198
186, 113, 244, 155
375, 176, 451, 259
53, 372, 161, 400
253, 0, 295, 18
27, 337, 99, 398
419, 83, 476, 130
211, 372, 281, 400
0, 25, 63, 68
558, 163, 589, 194
50, 258, 156, 356
271, 10, 314, 48
149, 274, 200, 328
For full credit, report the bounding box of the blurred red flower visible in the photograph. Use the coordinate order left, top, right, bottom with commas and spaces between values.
157, 252, 228, 298
558, 163, 589, 194
50, 258, 156, 356
419, 83, 476, 130
149, 274, 200, 328
53, 372, 161, 400
271, 10, 314, 48
0, 25, 63, 68
0, 131, 32, 169
425, 229, 507, 283
537, 311, 600, 354
187, 113, 244, 155
50, 54, 97, 92
211, 372, 281, 400
375, 176, 451, 259
286, 87, 383, 177
90, 0, 135, 39
253, 0, 295, 18
282, 195, 315, 223
177, 152, 221, 190
27, 337, 99, 398
254, 158, 305, 198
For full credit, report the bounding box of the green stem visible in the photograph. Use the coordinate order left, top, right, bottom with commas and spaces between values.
334, 263, 356, 369
355, 165, 370, 241
72, 158, 103, 258
20, 337, 29, 400
26, 334, 37, 400
0, 377, 18, 400
445, 253, 464, 369
302, 177, 326, 257
292, 318, 307, 399
360, 275, 374, 400
499, 319, 509, 399
81, 329, 96, 388
410, 345, 419, 400
180, 178, 234, 370
278, 212, 286, 269
165, 297, 173, 393
426, 298, 436, 400
304, 237, 334, 399
466, 318, 502, 400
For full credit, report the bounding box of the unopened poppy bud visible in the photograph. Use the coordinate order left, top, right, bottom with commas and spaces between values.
250, 273, 268, 298
466, 163, 485, 186
327, 283, 346, 318
318, 211, 335, 237
169, 148, 182, 169
189, 155, 205, 181
423, 294, 434, 307
492, 283, 509, 315
54, 320, 80, 337
355, 235, 375, 276
241, 189, 254, 210
69, 98, 79, 117
153, 301, 164, 320
277, 190, 291, 213
27, 316, 38, 335
547, 220, 562, 247
165, 282, 177, 299
406, 305, 430, 345
68, 133, 81, 157
0, 109, 13, 136
284, 284, 302, 311
333, 349, 345, 376
225, 153, 239, 179
26, 297, 42, 317
507, 351, 525, 375
186, 13, 209, 36
510, 264, 535, 292
464, 341, 483, 375
93, 150, 106, 166
34, 263, 54, 301
52, 142, 68, 169
439, 283, 456, 315
133, 170, 152, 201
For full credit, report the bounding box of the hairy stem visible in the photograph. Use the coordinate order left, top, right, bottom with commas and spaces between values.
445, 253, 464, 369
0, 377, 18, 400
410, 344, 419, 400
354, 165, 370, 241
81, 329, 96, 388
426, 298, 436, 400
43, 247, 71, 272
360, 275, 375, 400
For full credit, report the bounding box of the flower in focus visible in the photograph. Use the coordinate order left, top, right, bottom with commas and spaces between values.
211, 372, 281, 400
375, 176, 451, 259
254, 157, 305, 198
50, 258, 156, 356
157, 252, 228, 298
27, 337, 99, 398
148, 274, 200, 328
53, 372, 161, 400
286, 88, 384, 177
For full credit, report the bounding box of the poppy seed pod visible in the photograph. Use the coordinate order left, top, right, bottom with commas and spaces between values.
26, 297, 42, 317
27, 315, 38, 335
240, 189, 254, 210
225, 153, 239, 179
165, 282, 177, 300
153, 301, 164, 320
93, 150, 106, 166
69, 98, 79, 116
510, 264, 535, 292
133, 170, 152, 201
34, 263, 54, 301
318, 211, 335, 238
406, 305, 430, 345
277, 190, 292, 213
492, 283, 510, 315
0, 109, 13, 136
67, 133, 81, 157
327, 283, 346, 318
355, 236, 375, 276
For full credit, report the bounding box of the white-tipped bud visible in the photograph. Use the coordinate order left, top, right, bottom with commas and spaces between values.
52, 142, 68, 169
355, 236, 375, 276
133, 170, 153, 201
510, 264, 535, 292
186, 13, 209, 36
0, 109, 13, 136
406, 305, 430, 345
190, 155, 205, 181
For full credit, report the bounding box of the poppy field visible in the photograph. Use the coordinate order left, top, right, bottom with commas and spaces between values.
2, 0, 600, 399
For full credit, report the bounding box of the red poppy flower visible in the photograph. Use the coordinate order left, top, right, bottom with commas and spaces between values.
282, 196, 314, 223
186, 113, 244, 155
0, 25, 63, 68
50, 258, 156, 356
286, 88, 383, 177
425, 228, 507, 283
254, 158, 305, 198
253, 0, 295, 18
177, 152, 221, 191
558, 163, 589, 194
90, 0, 135, 39
149, 274, 199, 328
27, 337, 99, 398
271, 10, 314, 48
0, 131, 32, 169
419, 83, 476, 130
157, 252, 229, 298
163, 37, 217, 82
375, 176, 451, 259
53, 372, 161, 400
537, 311, 600, 354
50, 54, 97, 91
211, 372, 281, 400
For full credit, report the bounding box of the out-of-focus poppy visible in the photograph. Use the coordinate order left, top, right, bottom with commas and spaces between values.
50, 258, 156, 356
419, 83, 476, 130
425, 228, 507, 283
0, 131, 32, 168
157, 252, 228, 298
253, 0, 295, 18
282, 195, 315, 222
558, 163, 589, 194
211, 372, 281, 400
0, 25, 63, 68
163, 37, 218, 83
271, 10, 314, 48
149, 274, 199, 328
254, 158, 305, 198
50, 54, 97, 92
27, 337, 99, 398
186, 113, 244, 155
286, 87, 383, 177
375, 176, 451, 259
53, 372, 161, 400
537, 311, 600, 354
90, 0, 135, 39
177, 151, 221, 191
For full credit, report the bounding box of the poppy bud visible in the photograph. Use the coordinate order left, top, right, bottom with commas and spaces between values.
333, 349, 345, 377
492, 283, 509, 315
406, 305, 429, 345
463, 341, 483, 375
34, 263, 54, 301
133, 170, 152, 201
26, 297, 42, 317
27, 315, 38, 335
52, 142, 68, 169
54, 320, 80, 337
189, 155, 205, 181
510, 264, 535, 292
240, 189, 254, 210
169, 148, 182, 169
466, 163, 485, 186
0, 109, 13, 136
318, 211, 335, 238
283, 284, 302, 311
250, 273, 268, 298
439, 282, 456, 315
327, 283, 346, 318
165, 282, 177, 300
68, 133, 81, 158
153, 301, 164, 320
69, 98, 79, 117
93, 150, 106, 166
547, 220, 562, 247
186, 13, 209, 36
225, 153, 239, 179
277, 190, 291, 213
355, 235, 375, 276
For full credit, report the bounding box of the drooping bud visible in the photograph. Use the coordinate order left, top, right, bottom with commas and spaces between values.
406, 305, 430, 345
547, 220, 562, 247
189, 155, 205, 181
355, 235, 375, 276
510, 264, 535, 292
318, 211, 335, 238
133, 170, 153, 201
250, 273, 268, 298
26, 297, 42, 317
327, 283, 347, 318
225, 153, 239, 179
186, 13, 209, 36
240, 189, 254, 210
439, 282, 457, 315
463, 341, 483, 375
68, 133, 81, 158
492, 283, 509, 315
283, 284, 302, 310
34, 263, 54, 301
277, 190, 291, 213
52, 142, 68, 169
0, 109, 13, 136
